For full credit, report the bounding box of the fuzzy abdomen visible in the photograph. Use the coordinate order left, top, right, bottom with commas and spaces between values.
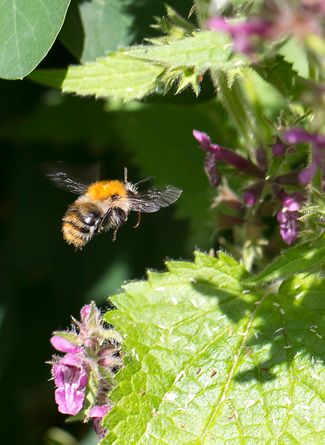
62, 202, 103, 249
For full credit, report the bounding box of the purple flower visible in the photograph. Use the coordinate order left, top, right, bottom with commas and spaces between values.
207, 16, 271, 55
282, 128, 325, 184
89, 404, 112, 439
193, 130, 264, 185
276, 194, 302, 245
52, 351, 88, 415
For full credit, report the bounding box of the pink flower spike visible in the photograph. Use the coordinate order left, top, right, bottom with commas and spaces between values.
52, 352, 88, 415
276, 193, 303, 245
50, 335, 79, 353
282, 196, 300, 212
277, 209, 299, 245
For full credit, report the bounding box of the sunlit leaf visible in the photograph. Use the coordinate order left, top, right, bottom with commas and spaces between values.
29, 31, 232, 101
103, 252, 325, 444
29, 53, 165, 101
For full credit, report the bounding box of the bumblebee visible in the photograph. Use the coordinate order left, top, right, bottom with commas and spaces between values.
47, 167, 182, 249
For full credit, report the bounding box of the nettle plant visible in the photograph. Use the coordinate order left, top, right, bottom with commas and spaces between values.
3, 0, 325, 443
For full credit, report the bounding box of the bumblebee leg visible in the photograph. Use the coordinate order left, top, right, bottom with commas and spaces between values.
133, 211, 141, 228
112, 227, 119, 242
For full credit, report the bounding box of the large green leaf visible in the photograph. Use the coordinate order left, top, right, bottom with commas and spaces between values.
0, 0, 71, 79
104, 252, 325, 444
29, 31, 232, 100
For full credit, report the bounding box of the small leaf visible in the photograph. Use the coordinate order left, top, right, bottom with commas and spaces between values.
103, 252, 325, 444
30, 31, 233, 101
0, 0, 71, 79
246, 234, 325, 286
29, 53, 165, 101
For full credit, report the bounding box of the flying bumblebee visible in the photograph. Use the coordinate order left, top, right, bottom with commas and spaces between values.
47, 167, 182, 249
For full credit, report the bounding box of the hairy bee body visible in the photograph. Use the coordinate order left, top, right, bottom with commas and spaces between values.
62, 180, 131, 248
47, 169, 182, 250
62, 201, 104, 249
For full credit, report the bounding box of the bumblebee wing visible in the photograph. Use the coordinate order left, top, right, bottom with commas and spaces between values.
46, 171, 89, 194
44, 162, 102, 195
128, 185, 182, 213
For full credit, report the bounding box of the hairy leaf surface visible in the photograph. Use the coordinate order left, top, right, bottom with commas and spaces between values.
103, 252, 325, 444
29, 31, 232, 100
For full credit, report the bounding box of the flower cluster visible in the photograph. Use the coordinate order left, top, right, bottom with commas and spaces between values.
193, 127, 325, 245
207, 1, 325, 56
50, 303, 123, 439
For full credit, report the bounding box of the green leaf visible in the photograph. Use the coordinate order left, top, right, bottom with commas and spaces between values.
126, 31, 232, 70
29, 53, 165, 101
103, 252, 325, 444
253, 55, 305, 100
246, 234, 325, 286
59, 0, 135, 63
29, 31, 232, 101
0, 0, 71, 79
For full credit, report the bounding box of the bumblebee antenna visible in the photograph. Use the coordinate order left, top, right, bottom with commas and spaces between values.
134, 176, 155, 186
124, 167, 128, 182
